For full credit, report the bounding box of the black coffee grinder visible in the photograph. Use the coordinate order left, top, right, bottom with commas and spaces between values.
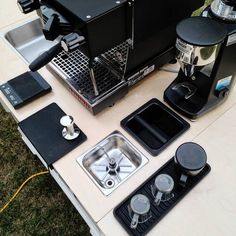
164, 3, 236, 119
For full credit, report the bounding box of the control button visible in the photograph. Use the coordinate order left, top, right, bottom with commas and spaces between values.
10, 95, 15, 101
215, 87, 229, 98
61, 33, 85, 52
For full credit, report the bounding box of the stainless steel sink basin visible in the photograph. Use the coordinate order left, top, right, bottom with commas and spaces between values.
2, 17, 56, 63
77, 131, 149, 196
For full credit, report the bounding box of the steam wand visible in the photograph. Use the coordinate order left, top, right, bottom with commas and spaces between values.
89, 60, 99, 96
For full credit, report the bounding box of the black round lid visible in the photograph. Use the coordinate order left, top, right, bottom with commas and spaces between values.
175, 142, 207, 171
176, 16, 227, 46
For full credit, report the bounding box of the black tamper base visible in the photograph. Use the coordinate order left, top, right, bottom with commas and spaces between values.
18, 103, 87, 166
0, 71, 51, 109
114, 158, 211, 236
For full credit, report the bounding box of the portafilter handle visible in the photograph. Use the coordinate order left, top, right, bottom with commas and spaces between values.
29, 43, 62, 72
29, 33, 84, 72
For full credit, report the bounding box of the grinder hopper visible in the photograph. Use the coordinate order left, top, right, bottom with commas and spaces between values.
175, 17, 226, 77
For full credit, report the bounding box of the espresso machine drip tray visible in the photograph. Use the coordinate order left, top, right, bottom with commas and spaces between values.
49, 41, 130, 114
53, 50, 121, 101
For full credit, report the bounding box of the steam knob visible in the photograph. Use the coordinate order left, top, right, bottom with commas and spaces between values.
61, 33, 85, 52
60, 115, 80, 140
17, 0, 40, 14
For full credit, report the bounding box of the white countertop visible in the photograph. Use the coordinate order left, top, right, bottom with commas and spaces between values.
1, 1, 236, 235
98, 105, 236, 236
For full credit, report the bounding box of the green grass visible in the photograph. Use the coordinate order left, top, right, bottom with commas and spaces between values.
193, 0, 213, 15
0, 1, 213, 235
0, 105, 89, 235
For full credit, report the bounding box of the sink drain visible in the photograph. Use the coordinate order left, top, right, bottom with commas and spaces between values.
105, 179, 115, 189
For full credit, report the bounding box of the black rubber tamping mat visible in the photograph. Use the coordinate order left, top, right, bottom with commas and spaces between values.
18, 103, 87, 166
114, 158, 211, 236
121, 99, 190, 156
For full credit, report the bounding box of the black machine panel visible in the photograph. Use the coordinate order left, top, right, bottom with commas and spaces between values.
45, 0, 127, 22
41, 0, 204, 60
133, 0, 205, 45
43, 0, 128, 58
126, 0, 205, 75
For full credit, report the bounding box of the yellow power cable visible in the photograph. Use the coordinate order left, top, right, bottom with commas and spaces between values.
0, 170, 49, 214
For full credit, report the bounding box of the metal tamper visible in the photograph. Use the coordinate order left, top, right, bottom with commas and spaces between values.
60, 115, 80, 140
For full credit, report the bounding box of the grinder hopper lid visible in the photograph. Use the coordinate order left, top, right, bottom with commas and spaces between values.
175, 142, 207, 171
176, 16, 227, 47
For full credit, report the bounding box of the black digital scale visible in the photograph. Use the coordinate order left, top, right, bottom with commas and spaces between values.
0, 71, 51, 109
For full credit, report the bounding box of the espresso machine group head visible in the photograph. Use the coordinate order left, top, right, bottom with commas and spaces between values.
164, 3, 236, 119
17, 0, 204, 114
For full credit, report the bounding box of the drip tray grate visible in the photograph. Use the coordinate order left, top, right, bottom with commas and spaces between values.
51, 49, 124, 104
52, 42, 129, 104
101, 41, 130, 74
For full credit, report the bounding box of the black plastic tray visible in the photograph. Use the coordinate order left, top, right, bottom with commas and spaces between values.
114, 158, 211, 236
18, 103, 87, 166
121, 99, 190, 156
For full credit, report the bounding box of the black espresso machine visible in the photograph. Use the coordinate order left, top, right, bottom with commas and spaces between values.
164, 0, 236, 119
17, 0, 204, 114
